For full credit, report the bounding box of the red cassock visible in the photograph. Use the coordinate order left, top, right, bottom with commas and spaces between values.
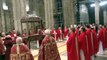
102, 28, 107, 49
86, 29, 94, 56
56, 29, 62, 39
105, 28, 107, 48
67, 33, 80, 60
92, 30, 98, 54
63, 28, 69, 37
4, 37, 13, 60
10, 44, 34, 60
79, 32, 91, 60
75, 29, 79, 36
98, 28, 105, 50
38, 35, 61, 60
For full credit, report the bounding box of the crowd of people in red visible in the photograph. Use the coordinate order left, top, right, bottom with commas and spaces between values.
37, 24, 107, 60
38, 24, 107, 60
66, 24, 107, 60
0, 30, 34, 60
0, 24, 107, 60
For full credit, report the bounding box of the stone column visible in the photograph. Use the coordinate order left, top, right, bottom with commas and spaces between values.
0, 0, 5, 31
80, 4, 89, 23
103, 8, 107, 25
44, 0, 54, 29
62, 0, 76, 26
12, 0, 26, 32
33, 0, 45, 21
95, 0, 100, 24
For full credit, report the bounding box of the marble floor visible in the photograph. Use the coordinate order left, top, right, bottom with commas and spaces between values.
60, 46, 107, 60
31, 41, 107, 60
60, 51, 107, 60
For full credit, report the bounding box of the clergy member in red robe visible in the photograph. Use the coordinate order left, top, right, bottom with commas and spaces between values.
67, 28, 80, 60
56, 27, 62, 41
10, 37, 34, 60
4, 35, 13, 60
10, 30, 17, 41
38, 29, 61, 60
85, 25, 94, 56
102, 26, 107, 49
10, 30, 17, 37
51, 28, 57, 41
97, 26, 105, 55
91, 26, 98, 54
63, 26, 69, 39
75, 26, 80, 37
105, 26, 107, 49
79, 27, 91, 60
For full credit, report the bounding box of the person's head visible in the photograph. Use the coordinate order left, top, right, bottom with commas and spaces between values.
74, 25, 77, 28
44, 29, 51, 35
81, 27, 86, 32
104, 25, 106, 28
71, 28, 75, 33
5, 35, 12, 40
1, 32, 6, 37
85, 24, 90, 30
70, 25, 73, 28
16, 37, 23, 44
77, 26, 80, 30
58, 27, 61, 29
99, 25, 102, 29
64, 26, 67, 28
91, 26, 95, 30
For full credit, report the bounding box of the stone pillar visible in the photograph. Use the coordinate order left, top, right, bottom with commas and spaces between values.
12, 0, 26, 32
80, 4, 89, 23
33, 0, 45, 21
95, 0, 100, 24
44, 0, 54, 29
0, 0, 5, 31
62, 0, 76, 26
103, 9, 107, 25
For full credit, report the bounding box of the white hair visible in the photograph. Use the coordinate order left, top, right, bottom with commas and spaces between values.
74, 25, 77, 28
44, 29, 51, 35
16, 37, 23, 44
